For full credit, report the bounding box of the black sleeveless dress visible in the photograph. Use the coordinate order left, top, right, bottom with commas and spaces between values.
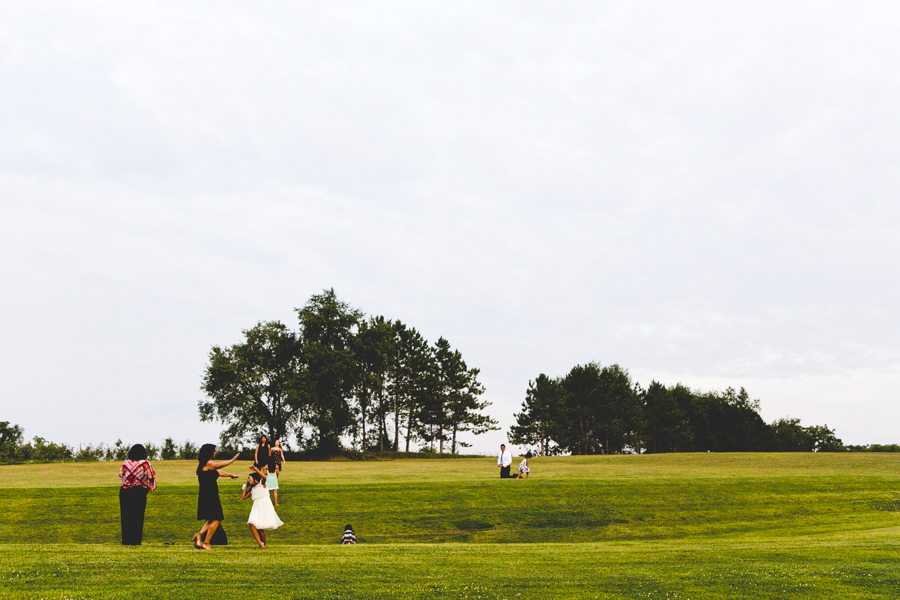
197, 468, 224, 522
255, 443, 271, 468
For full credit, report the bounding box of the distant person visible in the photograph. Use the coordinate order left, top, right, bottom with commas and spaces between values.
242, 466, 283, 549
516, 451, 533, 479
266, 445, 281, 506
497, 443, 513, 478
273, 440, 285, 472
192, 444, 239, 550
254, 435, 271, 469
341, 524, 357, 545
119, 444, 157, 545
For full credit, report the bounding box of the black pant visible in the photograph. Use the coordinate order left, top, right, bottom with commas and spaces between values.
500, 465, 512, 478
120, 486, 148, 545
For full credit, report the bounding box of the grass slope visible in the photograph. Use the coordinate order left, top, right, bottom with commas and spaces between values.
0, 454, 898, 599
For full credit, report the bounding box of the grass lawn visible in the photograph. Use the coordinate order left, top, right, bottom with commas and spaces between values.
0, 453, 898, 598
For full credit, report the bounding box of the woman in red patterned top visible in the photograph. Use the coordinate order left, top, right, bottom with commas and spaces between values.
119, 444, 157, 545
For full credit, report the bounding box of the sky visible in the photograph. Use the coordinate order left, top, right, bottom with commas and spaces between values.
2, 2, 899, 454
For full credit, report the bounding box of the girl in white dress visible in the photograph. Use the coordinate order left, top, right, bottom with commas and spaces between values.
241, 467, 283, 549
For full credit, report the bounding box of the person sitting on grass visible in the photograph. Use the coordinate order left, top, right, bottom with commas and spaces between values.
516, 451, 533, 479
341, 524, 357, 545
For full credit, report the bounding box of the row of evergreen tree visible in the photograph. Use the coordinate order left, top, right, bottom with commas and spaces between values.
509, 363, 845, 455
200, 289, 497, 455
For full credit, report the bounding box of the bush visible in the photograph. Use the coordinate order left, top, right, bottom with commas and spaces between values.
75, 444, 106, 462
23, 437, 73, 462
161, 438, 177, 460
105, 440, 129, 462
143, 441, 160, 461
178, 441, 198, 460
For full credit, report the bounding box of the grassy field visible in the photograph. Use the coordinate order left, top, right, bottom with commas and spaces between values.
0, 453, 898, 598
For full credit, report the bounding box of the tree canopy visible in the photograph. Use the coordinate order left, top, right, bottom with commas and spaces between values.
199, 289, 497, 454
510, 363, 845, 455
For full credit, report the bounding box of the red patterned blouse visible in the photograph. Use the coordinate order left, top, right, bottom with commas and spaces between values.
119, 459, 157, 491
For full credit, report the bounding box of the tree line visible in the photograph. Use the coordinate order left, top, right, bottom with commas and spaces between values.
200, 289, 497, 455
0, 422, 201, 463
509, 362, 846, 455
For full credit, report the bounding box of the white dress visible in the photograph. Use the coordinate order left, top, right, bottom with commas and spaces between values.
247, 483, 283, 530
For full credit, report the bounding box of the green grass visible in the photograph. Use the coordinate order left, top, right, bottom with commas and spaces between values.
0, 454, 898, 598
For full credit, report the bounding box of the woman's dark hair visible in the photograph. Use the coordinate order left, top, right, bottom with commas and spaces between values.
259, 435, 268, 444
127, 444, 147, 461
344, 524, 354, 532
198, 444, 216, 467
524, 451, 533, 459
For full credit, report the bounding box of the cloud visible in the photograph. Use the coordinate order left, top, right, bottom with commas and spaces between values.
2, 2, 900, 449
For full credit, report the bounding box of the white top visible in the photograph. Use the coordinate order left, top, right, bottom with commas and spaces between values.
498, 449, 512, 467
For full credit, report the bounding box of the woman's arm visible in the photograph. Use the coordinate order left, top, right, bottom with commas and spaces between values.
217, 470, 238, 479
205, 454, 240, 470
144, 462, 158, 492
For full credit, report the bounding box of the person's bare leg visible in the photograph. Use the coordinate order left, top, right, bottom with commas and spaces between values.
193, 522, 210, 547
259, 530, 267, 548
273, 490, 279, 506
201, 521, 219, 550
249, 524, 265, 549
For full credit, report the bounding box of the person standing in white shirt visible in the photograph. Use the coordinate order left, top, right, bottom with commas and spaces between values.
497, 444, 513, 478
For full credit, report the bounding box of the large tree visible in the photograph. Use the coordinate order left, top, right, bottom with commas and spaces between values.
431, 337, 496, 454
558, 363, 604, 454
295, 289, 363, 454
389, 321, 435, 452
199, 320, 303, 446
640, 381, 693, 453
509, 374, 563, 456
352, 315, 396, 451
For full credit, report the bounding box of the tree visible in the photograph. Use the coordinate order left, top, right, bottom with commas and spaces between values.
296, 289, 363, 454
685, 387, 770, 452
807, 424, 844, 452
641, 381, 692, 453
431, 337, 497, 454
161, 438, 178, 460
389, 322, 435, 452
199, 320, 303, 448
559, 363, 604, 455
352, 315, 396, 451
0, 422, 24, 463
509, 374, 563, 456
595, 364, 640, 454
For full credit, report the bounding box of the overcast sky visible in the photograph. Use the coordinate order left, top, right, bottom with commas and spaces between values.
2, 2, 899, 454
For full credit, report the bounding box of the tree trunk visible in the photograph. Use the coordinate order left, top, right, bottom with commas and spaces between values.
452, 425, 458, 455
362, 413, 366, 452
540, 425, 545, 457
405, 408, 413, 453
394, 404, 400, 452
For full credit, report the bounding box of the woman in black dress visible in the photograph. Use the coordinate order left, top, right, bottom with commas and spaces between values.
192, 443, 239, 550
254, 435, 271, 469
